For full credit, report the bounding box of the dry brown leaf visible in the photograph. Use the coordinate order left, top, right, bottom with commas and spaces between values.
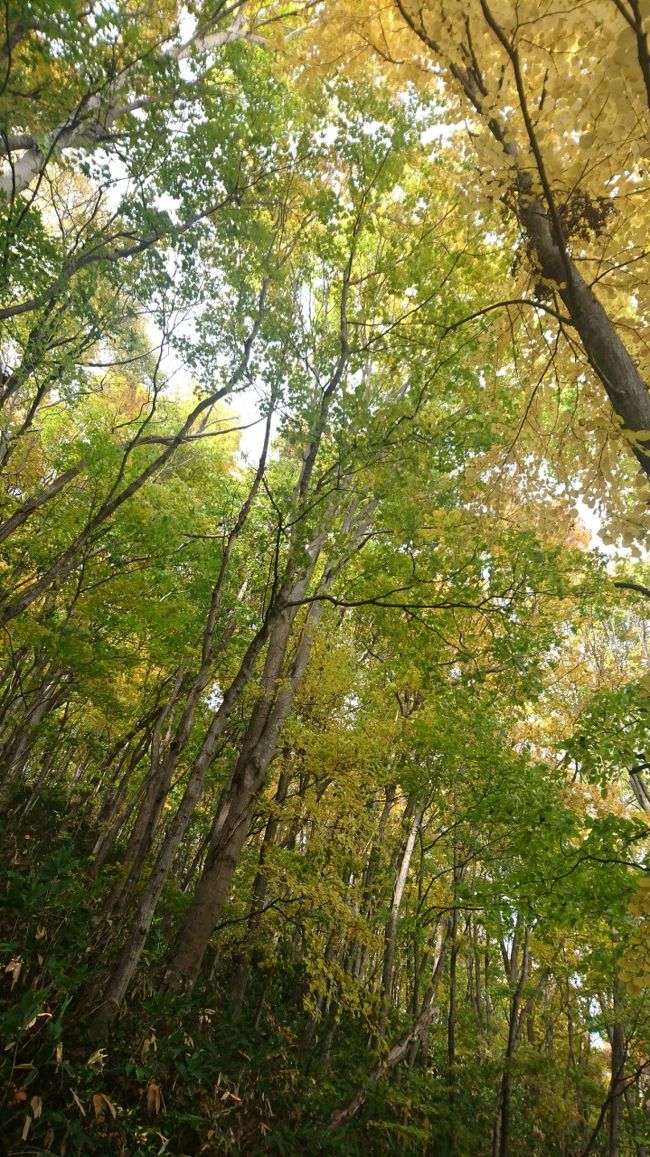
21, 1115, 31, 1141
30, 1094, 42, 1120
92, 1092, 106, 1121
102, 1093, 117, 1119
146, 1081, 162, 1117
5, 957, 22, 990
71, 1089, 86, 1116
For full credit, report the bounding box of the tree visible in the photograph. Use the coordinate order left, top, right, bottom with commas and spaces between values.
312, 0, 650, 539
1, 4, 650, 1154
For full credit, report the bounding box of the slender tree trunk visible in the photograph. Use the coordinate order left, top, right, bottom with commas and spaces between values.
0, 295, 270, 629
88, 334, 355, 1030
0, 466, 79, 545
494, 924, 529, 1157
0, 9, 262, 200
380, 795, 425, 1032
0, 675, 69, 786
91, 728, 156, 875
230, 767, 291, 1011
108, 409, 273, 914
91, 705, 162, 830
164, 485, 369, 991
107, 673, 188, 916
86, 615, 275, 1037
447, 844, 460, 1156
165, 592, 326, 989
609, 982, 627, 1157
623, 1083, 648, 1157
329, 920, 451, 1129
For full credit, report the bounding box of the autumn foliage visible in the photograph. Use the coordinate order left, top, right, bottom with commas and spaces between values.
1, 1, 650, 1152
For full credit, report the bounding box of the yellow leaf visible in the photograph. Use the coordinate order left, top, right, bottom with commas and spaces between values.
87, 1048, 107, 1069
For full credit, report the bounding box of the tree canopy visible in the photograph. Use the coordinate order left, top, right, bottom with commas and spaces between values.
1, 1, 650, 1153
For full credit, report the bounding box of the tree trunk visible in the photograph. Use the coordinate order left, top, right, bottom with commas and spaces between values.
609, 983, 627, 1157
329, 919, 451, 1128
86, 618, 275, 1037
447, 845, 460, 1155
380, 795, 425, 1031
396, 0, 650, 477
230, 767, 291, 1011
165, 592, 326, 989
494, 924, 529, 1157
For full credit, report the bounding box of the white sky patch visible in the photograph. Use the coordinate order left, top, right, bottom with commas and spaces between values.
141, 306, 273, 468
576, 496, 648, 560
203, 683, 223, 711
178, 7, 197, 42
420, 120, 464, 145
154, 192, 183, 222
316, 124, 339, 147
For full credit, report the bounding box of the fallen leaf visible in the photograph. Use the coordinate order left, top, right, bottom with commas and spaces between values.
71, 1089, 86, 1116
102, 1093, 117, 1119
142, 1033, 157, 1058
5, 957, 22, 990
30, 1095, 42, 1120
146, 1081, 162, 1117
